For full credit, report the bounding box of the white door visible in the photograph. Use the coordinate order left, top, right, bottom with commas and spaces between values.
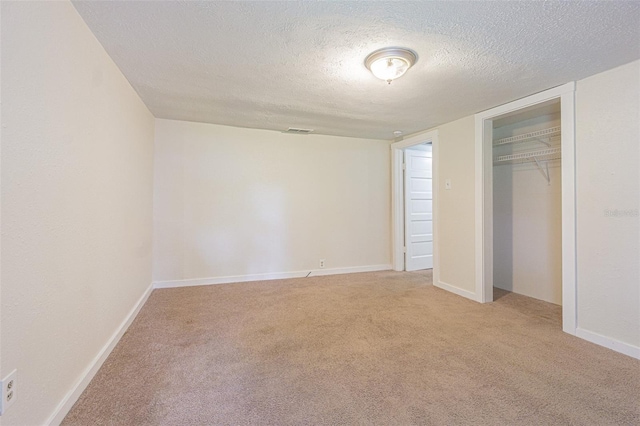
404, 146, 433, 271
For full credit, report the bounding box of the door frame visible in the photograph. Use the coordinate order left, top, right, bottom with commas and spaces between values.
475, 82, 577, 335
391, 130, 439, 281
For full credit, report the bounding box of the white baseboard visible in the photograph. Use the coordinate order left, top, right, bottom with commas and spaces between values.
153, 264, 393, 289
46, 283, 154, 426
575, 327, 640, 359
434, 280, 479, 302
310, 264, 392, 277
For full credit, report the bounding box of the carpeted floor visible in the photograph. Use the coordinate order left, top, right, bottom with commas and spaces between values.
63, 270, 640, 425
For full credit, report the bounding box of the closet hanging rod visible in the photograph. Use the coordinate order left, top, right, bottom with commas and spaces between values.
493, 126, 561, 146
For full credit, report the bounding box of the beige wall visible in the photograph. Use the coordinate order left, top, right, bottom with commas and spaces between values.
0, 6, 636, 426
435, 116, 477, 293
432, 60, 639, 350
575, 60, 639, 347
1, 2, 154, 425
153, 119, 391, 284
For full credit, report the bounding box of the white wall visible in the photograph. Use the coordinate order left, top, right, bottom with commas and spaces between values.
493, 114, 562, 304
435, 116, 477, 293
153, 119, 391, 285
1, 2, 154, 425
575, 60, 639, 348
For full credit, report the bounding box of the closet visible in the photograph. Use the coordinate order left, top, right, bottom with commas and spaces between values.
492, 100, 562, 305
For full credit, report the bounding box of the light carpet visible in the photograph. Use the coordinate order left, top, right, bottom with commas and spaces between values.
63, 270, 640, 425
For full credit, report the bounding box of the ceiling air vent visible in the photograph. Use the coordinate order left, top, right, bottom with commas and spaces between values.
284, 127, 314, 135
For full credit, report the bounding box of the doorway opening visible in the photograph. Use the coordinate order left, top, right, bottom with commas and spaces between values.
475, 82, 577, 335
391, 130, 439, 280
404, 143, 433, 271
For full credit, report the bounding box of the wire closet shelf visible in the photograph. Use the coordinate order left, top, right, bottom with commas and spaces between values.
493, 126, 561, 147
493, 126, 561, 184
495, 147, 561, 164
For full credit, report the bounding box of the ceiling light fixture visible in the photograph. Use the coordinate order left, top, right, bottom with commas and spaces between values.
365, 47, 417, 84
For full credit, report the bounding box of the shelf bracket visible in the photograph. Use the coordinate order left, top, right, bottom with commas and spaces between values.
533, 156, 551, 184
532, 136, 552, 147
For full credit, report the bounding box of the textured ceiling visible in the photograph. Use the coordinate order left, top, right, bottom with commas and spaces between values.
72, 1, 640, 140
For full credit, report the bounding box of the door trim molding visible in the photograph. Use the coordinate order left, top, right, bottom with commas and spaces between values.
474, 82, 577, 335
390, 130, 439, 282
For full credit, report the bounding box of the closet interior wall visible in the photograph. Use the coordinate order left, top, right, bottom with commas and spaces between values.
492, 104, 562, 305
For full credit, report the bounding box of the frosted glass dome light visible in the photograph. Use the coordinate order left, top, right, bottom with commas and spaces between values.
365, 47, 417, 84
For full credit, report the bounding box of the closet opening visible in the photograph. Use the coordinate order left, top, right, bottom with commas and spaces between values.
475, 83, 577, 334
492, 100, 562, 305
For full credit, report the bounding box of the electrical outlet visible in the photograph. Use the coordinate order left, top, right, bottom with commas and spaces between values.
0, 369, 17, 415
319, 259, 325, 269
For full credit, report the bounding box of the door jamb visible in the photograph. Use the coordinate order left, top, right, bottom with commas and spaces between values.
391, 130, 439, 282
474, 82, 577, 335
